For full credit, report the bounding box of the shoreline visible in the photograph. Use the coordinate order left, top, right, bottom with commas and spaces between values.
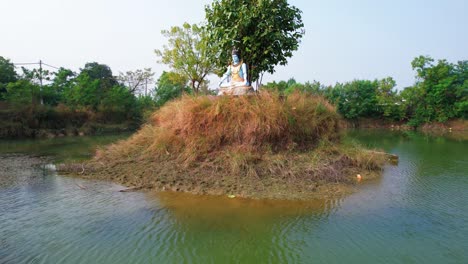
57, 142, 390, 201
0, 104, 140, 139
2, 118, 465, 140
0, 152, 365, 201
58, 168, 368, 201
0, 122, 137, 139
344, 118, 467, 132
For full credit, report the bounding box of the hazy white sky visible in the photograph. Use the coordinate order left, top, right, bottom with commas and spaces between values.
1, 0, 467, 89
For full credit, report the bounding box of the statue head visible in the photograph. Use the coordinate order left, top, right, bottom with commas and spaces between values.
231, 48, 241, 64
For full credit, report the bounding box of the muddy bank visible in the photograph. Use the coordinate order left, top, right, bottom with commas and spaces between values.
58, 149, 387, 200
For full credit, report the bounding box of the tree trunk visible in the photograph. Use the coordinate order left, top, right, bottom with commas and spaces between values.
191, 80, 197, 95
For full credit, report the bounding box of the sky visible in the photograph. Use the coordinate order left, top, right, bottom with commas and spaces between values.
1, 0, 467, 89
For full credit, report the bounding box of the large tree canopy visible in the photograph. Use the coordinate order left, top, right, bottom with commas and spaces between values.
408, 56, 468, 123
205, 0, 305, 83
79, 62, 118, 90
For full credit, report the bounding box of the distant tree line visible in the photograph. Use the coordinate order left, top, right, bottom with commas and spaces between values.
0, 56, 193, 122
0, 56, 195, 138
1, 54, 465, 135
1, 0, 465, 134
262, 56, 467, 126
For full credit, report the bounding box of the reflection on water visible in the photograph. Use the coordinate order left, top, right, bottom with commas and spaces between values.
146, 192, 343, 264
0, 158, 340, 264
154, 191, 340, 223
0, 133, 130, 162
1, 131, 468, 263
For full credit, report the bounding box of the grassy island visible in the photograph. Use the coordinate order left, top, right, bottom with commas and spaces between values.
59, 92, 391, 200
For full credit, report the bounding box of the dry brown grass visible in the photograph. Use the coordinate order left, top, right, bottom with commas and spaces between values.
97, 91, 341, 163
62, 91, 389, 200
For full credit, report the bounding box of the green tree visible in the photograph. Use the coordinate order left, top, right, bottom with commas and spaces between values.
43, 67, 76, 106
64, 62, 119, 109
80, 62, 118, 90
400, 85, 421, 122
262, 79, 325, 95
5, 80, 40, 106
20, 66, 54, 105
408, 56, 467, 124
205, 0, 305, 83
154, 71, 190, 107
98, 85, 138, 122
325, 80, 380, 120
300, 81, 324, 95
135, 95, 156, 117
0, 56, 18, 99
454, 60, 468, 118
375, 77, 405, 120
155, 23, 214, 95
262, 80, 289, 93
52, 68, 75, 91
63, 73, 101, 109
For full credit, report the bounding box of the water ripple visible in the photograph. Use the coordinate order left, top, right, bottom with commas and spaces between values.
1, 132, 468, 263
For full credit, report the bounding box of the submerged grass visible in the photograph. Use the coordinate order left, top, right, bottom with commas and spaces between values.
60, 91, 389, 200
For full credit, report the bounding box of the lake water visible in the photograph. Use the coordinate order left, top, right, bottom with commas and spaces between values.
0, 131, 467, 263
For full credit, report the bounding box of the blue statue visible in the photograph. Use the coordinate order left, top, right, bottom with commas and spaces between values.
218, 48, 253, 95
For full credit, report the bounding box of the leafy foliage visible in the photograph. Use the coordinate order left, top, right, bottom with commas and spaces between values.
205, 0, 305, 82
79, 62, 118, 92
375, 78, 406, 121
63, 73, 101, 109
265, 77, 405, 121
0, 52, 465, 136
263, 56, 466, 124
406, 56, 467, 125
5, 80, 40, 106
326, 80, 381, 120
98, 85, 139, 122
0, 56, 17, 99
262, 78, 323, 95
155, 23, 214, 94
154, 71, 191, 107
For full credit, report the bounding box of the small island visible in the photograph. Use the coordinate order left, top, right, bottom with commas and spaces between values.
55, 4, 397, 200
59, 91, 393, 200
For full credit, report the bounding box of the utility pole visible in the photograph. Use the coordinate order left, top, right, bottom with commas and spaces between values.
39, 60, 43, 105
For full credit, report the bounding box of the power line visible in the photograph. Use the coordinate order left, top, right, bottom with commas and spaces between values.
13, 61, 61, 70
42, 63, 61, 70
12, 60, 61, 105
13, 62, 39, 65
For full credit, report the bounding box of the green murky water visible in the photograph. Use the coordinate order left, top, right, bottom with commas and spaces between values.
0, 131, 467, 263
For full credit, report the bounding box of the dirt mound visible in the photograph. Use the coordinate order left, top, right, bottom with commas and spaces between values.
98, 92, 340, 162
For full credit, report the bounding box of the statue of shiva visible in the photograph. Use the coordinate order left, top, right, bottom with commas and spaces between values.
218, 48, 254, 95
